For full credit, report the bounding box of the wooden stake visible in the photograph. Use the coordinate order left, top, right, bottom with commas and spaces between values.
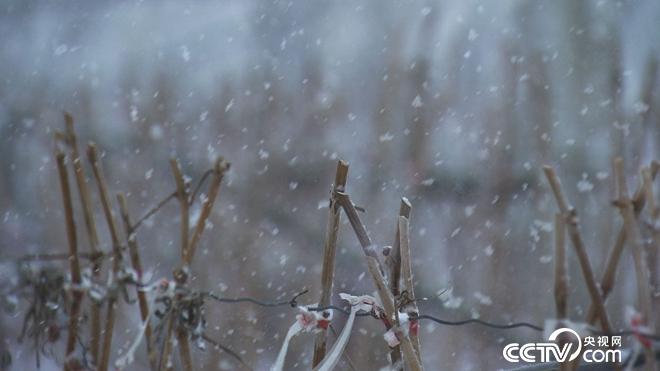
337, 192, 423, 371
612, 158, 656, 371
185, 158, 230, 267
63, 114, 103, 364
387, 198, 412, 368
313, 160, 349, 367
399, 214, 422, 364
170, 159, 190, 268
117, 193, 157, 370
543, 166, 613, 334
167, 158, 229, 371
554, 213, 568, 320
585, 162, 658, 324
88, 143, 123, 371
56, 151, 83, 370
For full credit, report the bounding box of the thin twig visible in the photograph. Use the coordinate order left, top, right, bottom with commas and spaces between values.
117, 193, 157, 369
130, 167, 223, 232
313, 159, 349, 367
612, 158, 656, 371
131, 191, 177, 231
201, 334, 252, 371
55, 151, 83, 370
189, 169, 213, 206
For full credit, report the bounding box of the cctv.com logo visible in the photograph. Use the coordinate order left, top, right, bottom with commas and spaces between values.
503, 328, 622, 364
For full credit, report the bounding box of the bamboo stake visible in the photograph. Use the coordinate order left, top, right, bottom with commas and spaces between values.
612, 158, 656, 371
88, 143, 123, 371
313, 160, 349, 367
399, 214, 422, 363
553, 213, 570, 371
63, 114, 104, 364
158, 315, 175, 371
337, 192, 423, 371
167, 158, 229, 371
117, 193, 157, 370
56, 151, 83, 370
168, 159, 194, 371
642, 166, 660, 333
388, 198, 412, 368
585, 162, 658, 325
388, 199, 413, 300
170, 159, 190, 269
543, 166, 613, 334
177, 328, 194, 371
554, 213, 568, 320
185, 158, 230, 267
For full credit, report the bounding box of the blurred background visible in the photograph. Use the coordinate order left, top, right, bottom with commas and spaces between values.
1, 0, 660, 369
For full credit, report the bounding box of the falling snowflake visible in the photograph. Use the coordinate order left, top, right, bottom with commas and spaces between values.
412, 95, 423, 108
577, 173, 594, 192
